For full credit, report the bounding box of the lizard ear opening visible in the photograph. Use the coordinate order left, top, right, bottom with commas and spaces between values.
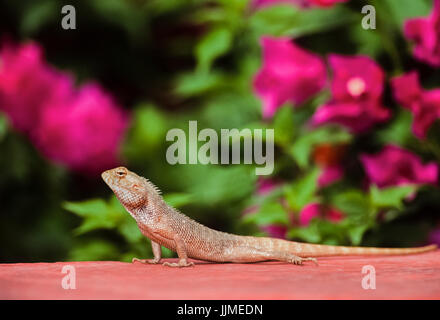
132, 183, 141, 190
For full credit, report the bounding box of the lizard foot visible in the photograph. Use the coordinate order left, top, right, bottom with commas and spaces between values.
132, 257, 161, 264
289, 256, 318, 266
162, 259, 195, 268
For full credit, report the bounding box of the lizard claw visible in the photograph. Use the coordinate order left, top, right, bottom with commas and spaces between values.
132, 257, 161, 264
162, 259, 195, 268
289, 256, 319, 266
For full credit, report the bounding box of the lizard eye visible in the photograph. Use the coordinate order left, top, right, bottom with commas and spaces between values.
115, 168, 127, 177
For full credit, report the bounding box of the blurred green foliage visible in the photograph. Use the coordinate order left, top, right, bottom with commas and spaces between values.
0, 0, 438, 263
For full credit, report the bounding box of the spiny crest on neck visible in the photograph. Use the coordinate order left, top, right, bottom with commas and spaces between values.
142, 176, 162, 195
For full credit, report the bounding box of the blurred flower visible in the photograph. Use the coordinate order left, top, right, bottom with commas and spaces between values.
252, 0, 309, 9
0, 42, 73, 136
404, 0, 440, 67
254, 36, 326, 118
34, 83, 129, 175
299, 203, 344, 226
251, 0, 347, 9
308, 0, 348, 6
391, 71, 440, 139
360, 145, 438, 188
318, 165, 343, 187
312, 143, 345, 187
260, 225, 287, 239
311, 54, 390, 133
0, 41, 129, 175
428, 228, 440, 245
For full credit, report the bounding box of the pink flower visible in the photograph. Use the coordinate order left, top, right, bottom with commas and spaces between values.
404, 0, 440, 67
34, 83, 129, 175
308, 0, 348, 6
254, 36, 326, 118
318, 165, 344, 187
0, 42, 73, 136
360, 145, 438, 188
391, 71, 440, 139
299, 203, 344, 226
251, 0, 347, 9
252, 0, 309, 9
311, 55, 390, 133
312, 143, 345, 187
261, 225, 287, 239
0, 41, 129, 175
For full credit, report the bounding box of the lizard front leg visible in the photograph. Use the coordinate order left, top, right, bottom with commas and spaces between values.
132, 240, 162, 264
162, 235, 194, 268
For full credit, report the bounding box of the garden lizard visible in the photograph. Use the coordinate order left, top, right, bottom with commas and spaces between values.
102, 167, 438, 267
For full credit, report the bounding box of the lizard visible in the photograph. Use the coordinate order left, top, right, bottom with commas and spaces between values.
102, 166, 438, 268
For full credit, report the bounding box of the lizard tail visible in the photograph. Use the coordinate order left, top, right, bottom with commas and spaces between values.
250, 237, 438, 257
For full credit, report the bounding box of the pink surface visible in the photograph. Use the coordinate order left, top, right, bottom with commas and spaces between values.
1, 251, 440, 299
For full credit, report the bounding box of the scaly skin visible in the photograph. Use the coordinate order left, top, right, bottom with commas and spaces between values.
102, 167, 438, 268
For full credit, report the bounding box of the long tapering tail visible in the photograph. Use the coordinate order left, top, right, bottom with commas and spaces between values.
246, 236, 438, 257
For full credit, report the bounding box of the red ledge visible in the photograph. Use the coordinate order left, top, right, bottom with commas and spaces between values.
1, 250, 439, 299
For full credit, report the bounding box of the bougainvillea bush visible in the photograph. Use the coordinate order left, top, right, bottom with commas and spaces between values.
0, 0, 439, 262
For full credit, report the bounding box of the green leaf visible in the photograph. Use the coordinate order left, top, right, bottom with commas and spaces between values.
182, 165, 256, 206
290, 126, 351, 169
243, 201, 289, 226
382, 0, 431, 28
288, 223, 321, 243
376, 110, 414, 146
123, 104, 168, 160
348, 225, 368, 246
163, 193, 194, 208
331, 190, 372, 218
68, 240, 120, 261
272, 105, 295, 147
370, 185, 417, 209
118, 217, 144, 243
283, 6, 357, 38
285, 168, 320, 212
20, 0, 57, 36
63, 198, 124, 235
175, 71, 225, 97
249, 5, 356, 38
196, 27, 232, 72
0, 113, 8, 142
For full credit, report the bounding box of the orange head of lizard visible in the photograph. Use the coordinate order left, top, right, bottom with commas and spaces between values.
102, 166, 150, 210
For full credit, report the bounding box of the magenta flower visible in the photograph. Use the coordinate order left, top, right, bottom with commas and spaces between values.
0, 42, 73, 136
360, 145, 438, 188
404, 0, 440, 67
252, 0, 308, 9
261, 225, 287, 239
254, 36, 326, 118
252, 0, 347, 9
308, 0, 348, 6
311, 54, 390, 133
34, 83, 129, 175
318, 165, 344, 187
299, 203, 344, 226
391, 71, 440, 139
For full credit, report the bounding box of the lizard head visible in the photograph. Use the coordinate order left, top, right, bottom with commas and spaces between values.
102, 167, 160, 210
